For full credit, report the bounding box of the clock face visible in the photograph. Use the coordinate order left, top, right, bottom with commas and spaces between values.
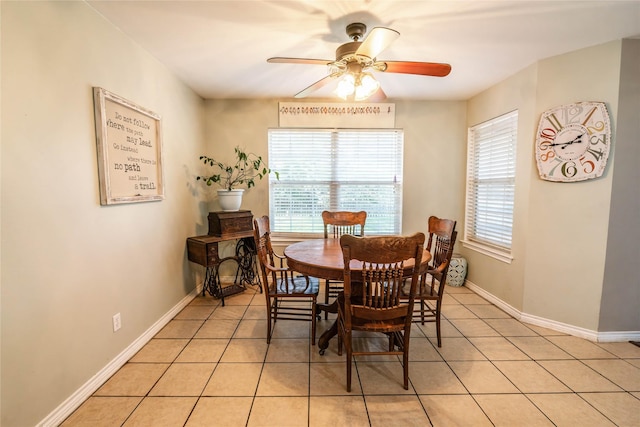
535, 102, 611, 182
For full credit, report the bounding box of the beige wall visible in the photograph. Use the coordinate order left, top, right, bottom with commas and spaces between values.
465, 64, 538, 311
200, 99, 468, 260
599, 39, 640, 332
524, 41, 621, 330
394, 100, 467, 235
0, 3, 3, 424
465, 41, 631, 332
201, 99, 279, 221
1, 2, 205, 425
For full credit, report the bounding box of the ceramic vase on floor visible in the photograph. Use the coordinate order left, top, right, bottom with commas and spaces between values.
447, 253, 468, 287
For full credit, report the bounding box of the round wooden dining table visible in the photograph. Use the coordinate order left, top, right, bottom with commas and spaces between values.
284, 238, 431, 353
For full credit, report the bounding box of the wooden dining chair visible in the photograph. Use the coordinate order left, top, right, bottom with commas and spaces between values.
403, 216, 457, 347
253, 216, 319, 344
337, 232, 425, 392
322, 210, 367, 239
321, 210, 367, 317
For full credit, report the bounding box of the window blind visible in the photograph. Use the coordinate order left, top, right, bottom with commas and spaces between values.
268, 128, 403, 235
465, 111, 518, 255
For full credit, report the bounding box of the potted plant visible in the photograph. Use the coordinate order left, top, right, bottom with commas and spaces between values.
197, 146, 278, 211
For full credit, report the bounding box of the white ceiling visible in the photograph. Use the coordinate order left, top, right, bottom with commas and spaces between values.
87, 1, 640, 101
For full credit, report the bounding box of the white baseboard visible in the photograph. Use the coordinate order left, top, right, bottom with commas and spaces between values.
464, 280, 522, 320
37, 289, 198, 427
463, 280, 639, 343
597, 330, 640, 342
518, 311, 599, 341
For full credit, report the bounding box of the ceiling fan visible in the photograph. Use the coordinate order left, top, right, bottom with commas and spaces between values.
267, 22, 451, 101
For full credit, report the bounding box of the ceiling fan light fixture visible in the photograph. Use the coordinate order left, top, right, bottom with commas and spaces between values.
335, 70, 379, 101
335, 73, 356, 99
355, 72, 380, 101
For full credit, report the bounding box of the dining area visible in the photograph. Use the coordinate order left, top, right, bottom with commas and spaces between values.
251, 210, 463, 392
7, 3, 640, 425
62, 250, 639, 426
60, 210, 640, 426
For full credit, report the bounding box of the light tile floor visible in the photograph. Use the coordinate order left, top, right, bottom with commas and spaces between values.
62, 285, 640, 426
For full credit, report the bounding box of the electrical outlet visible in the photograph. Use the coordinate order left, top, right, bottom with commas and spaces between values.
112, 313, 121, 332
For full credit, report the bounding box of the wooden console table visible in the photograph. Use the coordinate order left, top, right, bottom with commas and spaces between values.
186, 212, 260, 305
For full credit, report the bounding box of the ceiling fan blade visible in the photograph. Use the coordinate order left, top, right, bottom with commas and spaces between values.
294, 75, 336, 98
356, 27, 400, 59
267, 57, 332, 66
368, 86, 387, 102
381, 61, 452, 77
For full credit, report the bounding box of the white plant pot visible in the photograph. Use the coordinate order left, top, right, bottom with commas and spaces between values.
217, 189, 244, 211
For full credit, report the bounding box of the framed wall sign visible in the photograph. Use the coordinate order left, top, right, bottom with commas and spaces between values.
278, 102, 396, 128
93, 87, 164, 205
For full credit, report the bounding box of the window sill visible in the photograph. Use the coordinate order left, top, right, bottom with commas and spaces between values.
271, 233, 323, 246
461, 239, 513, 264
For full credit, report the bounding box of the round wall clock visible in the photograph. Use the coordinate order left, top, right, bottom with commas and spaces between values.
535, 101, 611, 182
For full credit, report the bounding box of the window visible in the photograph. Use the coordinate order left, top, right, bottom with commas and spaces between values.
268, 128, 403, 235
464, 111, 518, 262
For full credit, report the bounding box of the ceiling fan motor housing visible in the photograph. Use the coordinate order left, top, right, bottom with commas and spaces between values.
337, 23, 370, 61
346, 22, 367, 40
336, 41, 363, 61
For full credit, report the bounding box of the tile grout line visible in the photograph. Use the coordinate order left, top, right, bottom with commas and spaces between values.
64, 286, 640, 426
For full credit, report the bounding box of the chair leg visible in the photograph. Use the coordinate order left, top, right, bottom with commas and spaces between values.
403, 346, 409, 390
311, 297, 317, 345
346, 333, 352, 392
436, 301, 442, 347
266, 300, 273, 344
419, 275, 427, 325
324, 280, 330, 319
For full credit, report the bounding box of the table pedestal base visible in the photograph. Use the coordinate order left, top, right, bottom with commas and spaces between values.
316, 301, 338, 354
